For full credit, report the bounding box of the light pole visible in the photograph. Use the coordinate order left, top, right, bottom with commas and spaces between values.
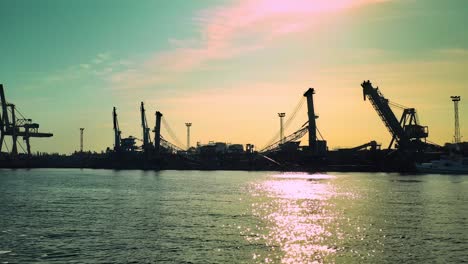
185, 123, 192, 150
80, 128, 85, 152
451, 96, 461, 143
278, 113, 285, 144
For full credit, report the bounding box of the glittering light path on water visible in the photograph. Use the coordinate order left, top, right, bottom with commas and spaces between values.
247, 172, 350, 263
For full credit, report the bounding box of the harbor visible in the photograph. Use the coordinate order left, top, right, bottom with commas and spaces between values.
0, 82, 465, 172
1, 1, 468, 263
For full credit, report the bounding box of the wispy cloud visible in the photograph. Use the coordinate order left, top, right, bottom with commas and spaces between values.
43, 52, 113, 83
80, 64, 90, 69
109, 0, 389, 89
92, 52, 111, 65
436, 48, 468, 57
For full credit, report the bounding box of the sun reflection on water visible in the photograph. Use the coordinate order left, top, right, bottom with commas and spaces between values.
247, 172, 342, 263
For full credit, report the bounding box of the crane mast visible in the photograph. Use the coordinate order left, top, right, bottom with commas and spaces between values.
140, 102, 152, 151
154, 111, 163, 153
303, 88, 327, 155
304, 88, 317, 151
113, 107, 121, 151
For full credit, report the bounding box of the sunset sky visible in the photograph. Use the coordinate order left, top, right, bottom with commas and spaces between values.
1, 0, 467, 154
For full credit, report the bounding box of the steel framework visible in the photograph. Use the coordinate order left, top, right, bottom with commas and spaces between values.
0, 84, 52, 155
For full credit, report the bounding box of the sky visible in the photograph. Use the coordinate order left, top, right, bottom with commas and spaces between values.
1, 0, 467, 154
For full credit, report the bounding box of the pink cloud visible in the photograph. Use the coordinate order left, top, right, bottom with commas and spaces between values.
110, 0, 388, 89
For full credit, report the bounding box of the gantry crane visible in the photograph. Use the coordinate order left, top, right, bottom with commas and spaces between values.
362, 81, 428, 151
0, 84, 53, 156
113, 103, 180, 154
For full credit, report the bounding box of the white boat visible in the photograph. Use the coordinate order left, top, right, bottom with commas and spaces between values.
416, 156, 468, 174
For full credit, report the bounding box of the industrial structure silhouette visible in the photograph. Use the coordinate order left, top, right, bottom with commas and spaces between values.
0, 81, 464, 171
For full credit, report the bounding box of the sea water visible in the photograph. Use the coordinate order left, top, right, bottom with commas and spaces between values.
0, 169, 466, 263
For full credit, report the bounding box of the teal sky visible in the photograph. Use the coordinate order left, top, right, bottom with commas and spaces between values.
1, 0, 467, 154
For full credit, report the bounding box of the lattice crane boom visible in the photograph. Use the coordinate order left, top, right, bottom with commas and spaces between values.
160, 136, 185, 153
260, 124, 309, 153
362, 80, 428, 150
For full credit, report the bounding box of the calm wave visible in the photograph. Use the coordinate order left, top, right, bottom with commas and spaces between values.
0, 169, 466, 263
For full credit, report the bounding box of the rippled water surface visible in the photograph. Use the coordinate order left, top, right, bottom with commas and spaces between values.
0, 169, 466, 263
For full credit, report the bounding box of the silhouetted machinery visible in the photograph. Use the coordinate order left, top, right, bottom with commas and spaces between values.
112, 107, 122, 151
112, 107, 137, 152
260, 88, 327, 156
261, 124, 309, 153
0, 84, 52, 156
140, 102, 152, 152
362, 81, 428, 151
113, 103, 183, 154
341, 141, 381, 152
153, 111, 162, 153
303, 88, 327, 155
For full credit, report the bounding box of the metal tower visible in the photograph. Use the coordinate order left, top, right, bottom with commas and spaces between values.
303, 88, 317, 151
185, 123, 192, 150
278, 113, 285, 144
80, 128, 84, 152
140, 102, 152, 151
112, 107, 121, 151
451, 96, 461, 143
0, 84, 53, 156
154, 111, 163, 153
